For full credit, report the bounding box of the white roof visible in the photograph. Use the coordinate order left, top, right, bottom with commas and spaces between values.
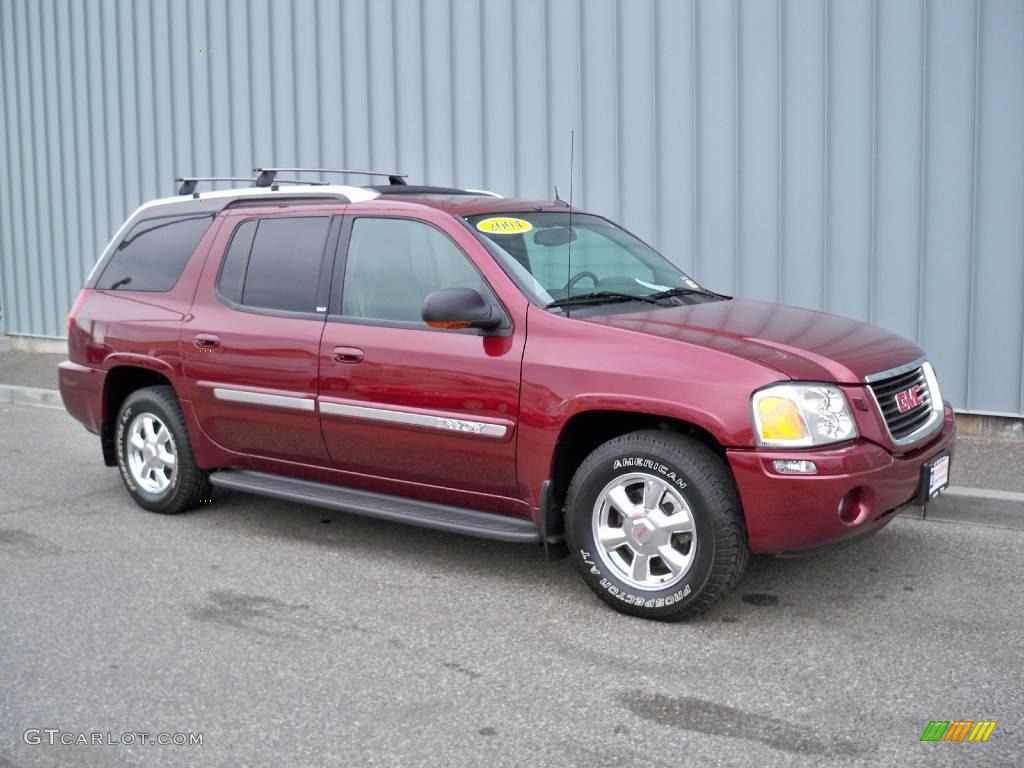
153, 184, 381, 207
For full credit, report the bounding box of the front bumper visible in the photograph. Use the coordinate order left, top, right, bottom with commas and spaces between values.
727, 402, 956, 554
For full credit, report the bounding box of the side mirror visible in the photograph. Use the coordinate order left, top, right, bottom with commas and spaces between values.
422, 288, 501, 331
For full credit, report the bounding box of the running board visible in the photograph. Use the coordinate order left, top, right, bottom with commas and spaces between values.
208, 469, 541, 544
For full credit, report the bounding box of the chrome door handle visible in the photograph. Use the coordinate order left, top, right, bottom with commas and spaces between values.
194, 333, 221, 350
331, 346, 364, 364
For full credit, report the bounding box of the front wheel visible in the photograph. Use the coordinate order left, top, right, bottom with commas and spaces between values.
115, 385, 210, 514
565, 430, 748, 620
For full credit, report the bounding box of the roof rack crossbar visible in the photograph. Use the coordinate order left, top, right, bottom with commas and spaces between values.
175, 176, 335, 195
270, 179, 330, 187
253, 167, 408, 187
175, 176, 257, 195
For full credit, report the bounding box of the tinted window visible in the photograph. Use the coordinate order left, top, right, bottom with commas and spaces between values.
342, 218, 485, 324
241, 217, 331, 313
217, 220, 257, 304
96, 214, 213, 291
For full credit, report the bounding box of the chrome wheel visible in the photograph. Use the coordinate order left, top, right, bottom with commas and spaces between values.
125, 412, 177, 494
592, 472, 697, 591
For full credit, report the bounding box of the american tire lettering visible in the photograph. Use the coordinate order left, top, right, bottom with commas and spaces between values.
612, 457, 688, 490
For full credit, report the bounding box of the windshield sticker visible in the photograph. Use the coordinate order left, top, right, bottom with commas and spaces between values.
476, 216, 533, 235
634, 278, 671, 292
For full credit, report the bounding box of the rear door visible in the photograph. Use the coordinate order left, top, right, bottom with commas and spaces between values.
317, 210, 524, 510
182, 208, 342, 466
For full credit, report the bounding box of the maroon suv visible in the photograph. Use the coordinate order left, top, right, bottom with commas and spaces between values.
59, 169, 955, 620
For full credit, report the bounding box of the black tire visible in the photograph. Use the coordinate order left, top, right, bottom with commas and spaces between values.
565, 430, 748, 621
115, 385, 210, 514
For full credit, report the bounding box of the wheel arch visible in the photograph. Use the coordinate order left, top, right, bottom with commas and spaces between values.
544, 408, 731, 547
100, 365, 177, 466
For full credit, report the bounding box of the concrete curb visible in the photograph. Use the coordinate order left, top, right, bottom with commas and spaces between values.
0, 383, 65, 410
2, 383, 1023, 530
923, 487, 1024, 530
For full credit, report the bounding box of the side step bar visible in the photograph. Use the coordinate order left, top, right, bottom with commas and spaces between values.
208, 469, 541, 544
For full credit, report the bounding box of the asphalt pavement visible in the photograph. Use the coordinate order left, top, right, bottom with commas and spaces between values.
1, 403, 1022, 767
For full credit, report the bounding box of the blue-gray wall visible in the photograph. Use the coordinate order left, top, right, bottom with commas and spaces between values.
1, 0, 1022, 415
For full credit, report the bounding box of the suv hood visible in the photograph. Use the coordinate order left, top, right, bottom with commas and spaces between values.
582, 297, 923, 383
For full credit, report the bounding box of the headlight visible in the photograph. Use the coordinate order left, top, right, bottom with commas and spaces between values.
752, 383, 858, 447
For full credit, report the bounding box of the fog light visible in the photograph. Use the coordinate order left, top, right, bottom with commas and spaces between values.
837, 486, 874, 525
773, 459, 817, 474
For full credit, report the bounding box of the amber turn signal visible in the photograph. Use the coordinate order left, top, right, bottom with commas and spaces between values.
426, 320, 472, 329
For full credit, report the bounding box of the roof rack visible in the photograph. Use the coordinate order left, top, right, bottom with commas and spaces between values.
175, 175, 329, 196
175, 177, 254, 195
253, 167, 408, 187
367, 184, 502, 198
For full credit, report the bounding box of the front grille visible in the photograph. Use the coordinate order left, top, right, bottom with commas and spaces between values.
868, 366, 934, 442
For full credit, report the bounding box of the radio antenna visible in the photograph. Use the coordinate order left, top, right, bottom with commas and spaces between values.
566, 129, 575, 301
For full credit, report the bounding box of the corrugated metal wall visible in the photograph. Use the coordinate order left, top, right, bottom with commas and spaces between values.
1, 0, 1022, 414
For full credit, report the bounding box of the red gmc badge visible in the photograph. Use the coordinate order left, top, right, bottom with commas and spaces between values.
894, 385, 924, 413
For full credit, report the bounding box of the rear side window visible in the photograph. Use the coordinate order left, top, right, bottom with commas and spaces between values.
217, 220, 258, 305
237, 217, 331, 313
96, 214, 213, 291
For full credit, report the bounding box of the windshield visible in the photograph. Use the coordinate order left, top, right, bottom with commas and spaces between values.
465, 211, 714, 309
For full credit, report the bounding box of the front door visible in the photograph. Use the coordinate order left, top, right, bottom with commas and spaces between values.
317, 212, 523, 508
182, 210, 341, 466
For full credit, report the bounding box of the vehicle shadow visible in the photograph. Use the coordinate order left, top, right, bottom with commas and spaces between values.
189, 486, 566, 586
187, 488, 933, 625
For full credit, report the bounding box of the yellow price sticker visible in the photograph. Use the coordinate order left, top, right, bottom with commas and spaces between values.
476, 216, 533, 235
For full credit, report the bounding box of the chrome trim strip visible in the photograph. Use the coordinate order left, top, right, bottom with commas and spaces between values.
864, 361, 944, 447
863, 355, 928, 384
213, 387, 315, 412
320, 401, 508, 438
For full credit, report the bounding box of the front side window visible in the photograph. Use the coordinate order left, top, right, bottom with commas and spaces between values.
466, 212, 712, 309
341, 217, 485, 324
96, 214, 213, 292
233, 217, 331, 313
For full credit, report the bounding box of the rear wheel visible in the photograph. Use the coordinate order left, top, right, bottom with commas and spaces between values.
565, 430, 748, 620
115, 385, 209, 514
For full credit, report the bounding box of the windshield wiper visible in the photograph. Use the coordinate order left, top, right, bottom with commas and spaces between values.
644, 286, 727, 301
546, 291, 661, 309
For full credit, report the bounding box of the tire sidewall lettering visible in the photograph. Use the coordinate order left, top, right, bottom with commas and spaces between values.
612, 456, 688, 491
585, 553, 694, 608
116, 404, 138, 493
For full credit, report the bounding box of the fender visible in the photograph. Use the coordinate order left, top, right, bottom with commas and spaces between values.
102, 352, 180, 383
557, 393, 737, 447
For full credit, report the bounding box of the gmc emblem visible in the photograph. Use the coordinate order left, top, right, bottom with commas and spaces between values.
894, 385, 924, 413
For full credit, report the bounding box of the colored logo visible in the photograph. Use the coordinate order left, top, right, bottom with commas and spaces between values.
920, 720, 997, 742
894, 384, 925, 413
